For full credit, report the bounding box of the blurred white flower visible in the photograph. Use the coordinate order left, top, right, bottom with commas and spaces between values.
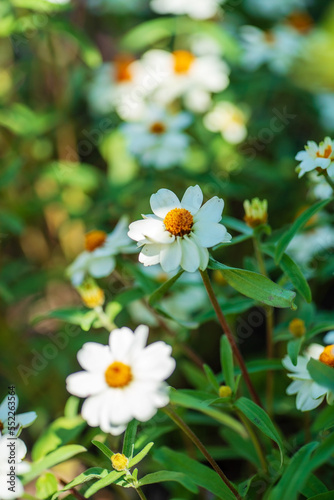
66, 325, 175, 435
241, 25, 303, 74
308, 173, 333, 200
140, 49, 229, 112
67, 217, 135, 286
150, 0, 223, 20
0, 396, 36, 437
244, 0, 308, 19
286, 225, 334, 268
324, 331, 334, 344
283, 343, 334, 411
295, 137, 334, 177
315, 93, 334, 132
121, 106, 192, 169
0, 436, 30, 499
204, 101, 247, 144
128, 185, 231, 273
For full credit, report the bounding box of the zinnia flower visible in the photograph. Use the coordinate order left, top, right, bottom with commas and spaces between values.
295, 137, 334, 178
128, 185, 231, 273
66, 325, 176, 435
67, 217, 134, 286
283, 343, 334, 411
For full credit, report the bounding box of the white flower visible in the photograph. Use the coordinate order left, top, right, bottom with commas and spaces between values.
315, 93, 334, 132
308, 173, 333, 200
150, 0, 223, 20
204, 101, 248, 144
67, 217, 135, 286
286, 225, 334, 269
0, 396, 36, 437
244, 0, 307, 19
324, 331, 334, 344
128, 185, 231, 273
283, 344, 334, 411
66, 325, 175, 435
241, 25, 303, 74
0, 436, 30, 499
121, 106, 192, 169
295, 137, 334, 177
140, 49, 229, 112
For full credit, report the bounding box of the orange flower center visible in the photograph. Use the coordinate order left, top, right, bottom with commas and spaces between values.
85, 230, 107, 252
173, 50, 195, 74
264, 31, 275, 44
287, 12, 313, 33
105, 361, 133, 388
164, 208, 193, 237
114, 57, 135, 82
149, 122, 166, 135
319, 345, 334, 368
316, 145, 332, 159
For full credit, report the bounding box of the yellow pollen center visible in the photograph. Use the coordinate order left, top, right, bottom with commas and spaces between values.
114, 57, 134, 82
319, 345, 334, 368
149, 122, 166, 135
316, 145, 332, 159
163, 208, 194, 237
85, 230, 107, 252
173, 50, 195, 74
105, 361, 133, 388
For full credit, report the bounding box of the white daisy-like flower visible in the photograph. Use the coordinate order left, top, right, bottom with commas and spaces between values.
324, 331, 334, 344
286, 225, 334, 269
283, 343, 334, 411
67, 217, 135, 286
128, 185, 231, 273
121, 106, 192, 169
244, 0, 307, 19
150, 0, 224, 20
308, 173, 333, 200
0, 436, 30, 499
240, 24, 303, 74
0, 396, 36, 437
296, 137, 334, 178
66, 325, 175, 435
140, 49, 230, 113
204, 101, 248, 144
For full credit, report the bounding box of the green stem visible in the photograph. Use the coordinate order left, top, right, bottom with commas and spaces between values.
235, 409, 267, 473
200, 270, 262, 408
136, 487, 148, 500
163, 406, 241, 500
323, 170, 334, 191
94, 306, 115, 331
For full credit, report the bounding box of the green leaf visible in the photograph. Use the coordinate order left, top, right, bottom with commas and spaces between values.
92, 440, 114, 460
129, 442, 154, 468
32, 308, 97, 331
170, 389, 247, 437
139, 471, 198, 493
234, 398, 284, 465
209, 258, 296, 309
220, 335, 235, 391
269, 442, 318, 500
32, 416, 85, 461
203, 364, 220, 392
262, 245, 311, 302
305, 323, 334, 340
22, 445, 86, 484
312, 405, 334, 432
308, 493, 334, 500
149, 270, 183, 306
300, 474, 328, 497
36, 473, 58, 500
287, 338, 304, 366
84, 471, 126, 498
11, 0, 71, 12
154, 447, 237, 500
307, 431, 334, 471
275, 198, 333, 264
51, 468, 109, 500
122, 419, 138, 458
221, 216, 253, 235
307, 359, 334, 392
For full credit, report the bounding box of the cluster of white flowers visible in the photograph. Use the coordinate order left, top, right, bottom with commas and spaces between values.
150, 0, 224, 20
244, 0, 308, 19
204, 101, 248, 144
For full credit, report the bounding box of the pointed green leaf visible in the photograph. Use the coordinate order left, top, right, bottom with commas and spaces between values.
36, 473, 58, 499
139, 471, 198, 493
307, 359, 334, 392
51, 468, 109, 500
92, 440, 114, 460
203, 364, 220, 392
287, 338, 304, 366
220, 335, 235, 391
84, 471, 126, 497
275, 198, 333, 264
209, 258, 296, 309
129, 442, 154, 468
149, 270, 183, 306
122, 419, 138, 458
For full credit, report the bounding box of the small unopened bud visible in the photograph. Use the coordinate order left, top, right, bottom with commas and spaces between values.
289, 318, 306, 338
219, 385, 232, 398
243, 198, 268, 228
77, 278, 105, 309
111, 453, 129, 471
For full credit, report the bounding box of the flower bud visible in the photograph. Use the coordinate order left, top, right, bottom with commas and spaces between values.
77, 278, 105, 309
111, 453, 129, 471
289, 318, 306, 338
219, 385, 232, 398
243, 198, 268, 228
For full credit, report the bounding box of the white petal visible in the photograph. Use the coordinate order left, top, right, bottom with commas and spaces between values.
17, 411, 37, 428
150, 189, 181, 218
81, 393, 106, 427
193, 221, 229, 247
310, 383, 328, 399
66, 371, 106, 397
139, 244, 161, 266
77, 343, 112, 372
127, 386, 158, 422
0, 395, 18, 421
133, 342, 176, 381
89, 256, 115, 278
132, 325, 150, 353
160, 239, 182, 272
109, 327, 135, 362
129, 219, 174, 244
195, 196, 224, 223
180, 236, 201, 272
181, 185, 203, 215
108, 423, 127, 436
286, 380, 304, 395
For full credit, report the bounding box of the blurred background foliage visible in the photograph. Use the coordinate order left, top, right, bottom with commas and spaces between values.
1, 0, 334, 497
